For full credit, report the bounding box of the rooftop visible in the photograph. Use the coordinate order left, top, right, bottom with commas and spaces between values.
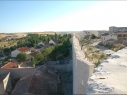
18, 47, 30, 52
11, 65, 59, 95
87, 47, 127, 94
1, 62, 18, 69
11, 73, 49, 95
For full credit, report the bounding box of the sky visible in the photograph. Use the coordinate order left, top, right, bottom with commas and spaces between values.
0, 1, 127, 33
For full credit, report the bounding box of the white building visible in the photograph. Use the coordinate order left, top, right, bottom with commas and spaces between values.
49, 40, 56, 45
11, 47, 31, 57
109, 26, 127, 34
101, 33, 117, 45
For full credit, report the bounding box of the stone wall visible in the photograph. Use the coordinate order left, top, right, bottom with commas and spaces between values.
46, 60, 72, 73
72, 33, 94, 94
0, 68, 35, 84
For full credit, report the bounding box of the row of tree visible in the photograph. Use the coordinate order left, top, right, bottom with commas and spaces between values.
1, 33, 71, 53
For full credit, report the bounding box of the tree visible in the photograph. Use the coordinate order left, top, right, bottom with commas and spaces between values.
91, 34, 97, 39
16, 52, 28, 62
4, 48, 10, 53
34, 52, 44, 61
31, 57, 37, 67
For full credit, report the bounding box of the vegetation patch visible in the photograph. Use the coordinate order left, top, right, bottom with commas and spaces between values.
99, 42, 125, 52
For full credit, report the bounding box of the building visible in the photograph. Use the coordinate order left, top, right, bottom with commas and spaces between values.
0, 72, 12, 95
11, 65, 60, 95
11, 47, 31, 57
49, 40, 56, 46
101, 33, 117, 45
37, 42, 45, 47
115, 31, 127, 43
98, 31, 109, 37
1, 62, 19, 69
109, 26, 127, 34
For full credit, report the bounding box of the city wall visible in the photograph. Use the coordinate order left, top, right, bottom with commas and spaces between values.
72, 33, 94, 94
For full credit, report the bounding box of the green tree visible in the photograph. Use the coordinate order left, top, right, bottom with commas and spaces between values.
31, 57, 37, 67
91, 34, 97, 39
34, 52, 44, 61
16, 52, 28, 62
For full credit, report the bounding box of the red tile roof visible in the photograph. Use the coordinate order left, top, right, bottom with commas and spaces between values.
1, 62, 18, 69
18, 47, 30, 52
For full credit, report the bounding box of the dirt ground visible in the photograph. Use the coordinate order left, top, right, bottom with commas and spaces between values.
0, 33, 27, 39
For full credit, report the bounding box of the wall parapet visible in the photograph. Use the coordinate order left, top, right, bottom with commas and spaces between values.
72, 33, 94, 94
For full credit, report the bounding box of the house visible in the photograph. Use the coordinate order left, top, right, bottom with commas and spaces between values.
101, 33, 117, 45
1, 62, 19, 69
0, 72, 12, 95
37, 42, 45, 47
11, 47, 31, 57
115, 31, 127, 43
11, 65, 60, 95
49, 39, 56, 46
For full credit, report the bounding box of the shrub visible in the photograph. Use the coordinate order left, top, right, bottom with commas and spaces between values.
94, 60, 101, 67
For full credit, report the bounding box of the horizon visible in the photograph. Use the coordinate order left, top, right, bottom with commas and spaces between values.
1, 1, 127, 33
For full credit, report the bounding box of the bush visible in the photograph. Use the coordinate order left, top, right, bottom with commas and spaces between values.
94, 60, 101, 67
98, 42, 104, 46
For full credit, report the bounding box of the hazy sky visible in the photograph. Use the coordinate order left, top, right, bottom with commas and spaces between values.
0, 1, 127, 33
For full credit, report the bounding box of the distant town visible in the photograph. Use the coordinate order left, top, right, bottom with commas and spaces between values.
0, 26, 127, 95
